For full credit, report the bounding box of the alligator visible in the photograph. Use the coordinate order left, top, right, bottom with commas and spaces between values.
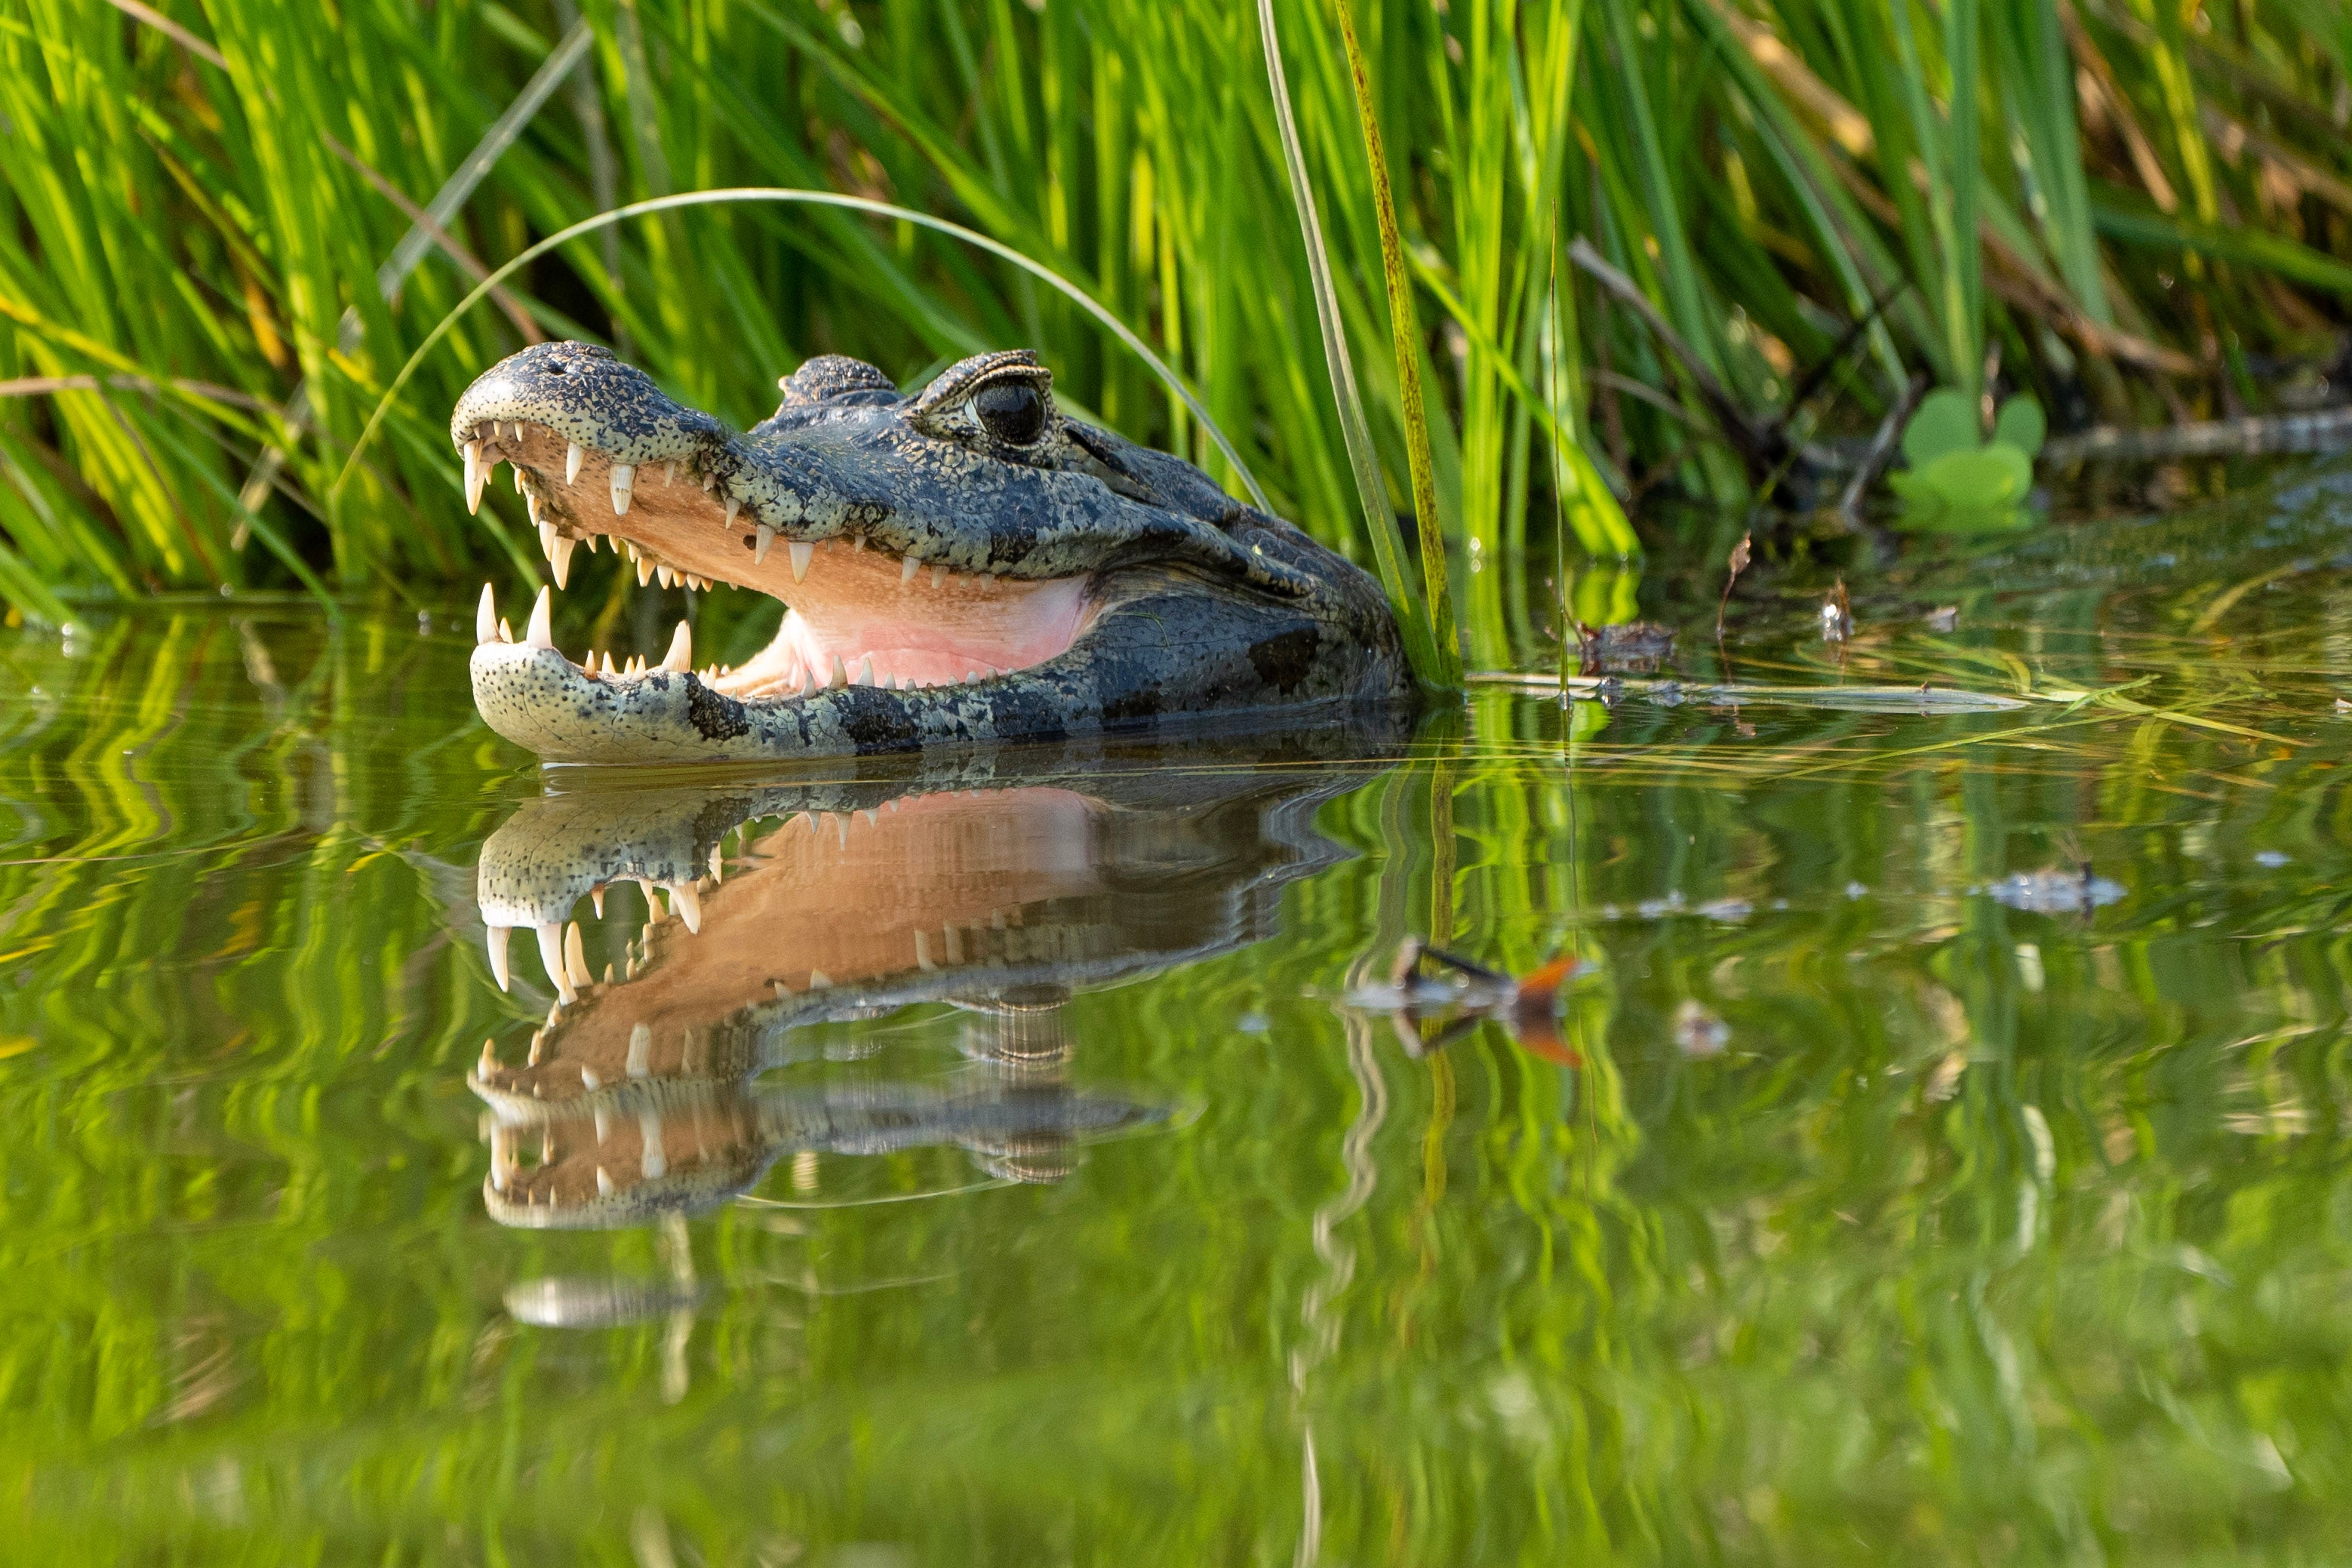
453, 342, 1415, 763
469, 724, 1407, 1226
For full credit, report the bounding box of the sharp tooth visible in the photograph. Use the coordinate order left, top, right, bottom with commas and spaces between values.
807, 969, 832, 988
513, 465, 524, 493
672, 882, 702, 933
597, 1167, 616, 1198
755, 524, 775, 564
798, 669, 819, 699
580, 1063, 600, 1090
829, 653, 847, 689
486, 925, 511, 990
626, 541, 641, 562
497, 616, 513, 643
552, 535, 575, 589
478, 1038, 497, 1075
592, 885, 606, 918
585, 533, 598, 552
475, 584, 497, 644
900, 555, 918, 587
965, 669, 980, 684
931, 564, 948, 588
725, 496, 742, 528
564, 922, 592, 988
851, 537, 865, 552
525, 587, 553, 649
463, 439, 485, 514
855, 655, 875, 687
659, 620, 693, 673
609, 463, 634, 515
861, 808, 879, 827
830, 812, 850, 848
565, 441, 584, 484
637, 555, 654, 587
657, 564, 675, 589
536, 923, 575, 1004
537, 520, 556, 561
789, 540, 813, 582
664, 462, 676, 486
709, 844, 724, 883
525, 490, 542, 525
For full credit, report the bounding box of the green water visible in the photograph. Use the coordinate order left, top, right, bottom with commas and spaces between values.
6, 469, 2352, 1564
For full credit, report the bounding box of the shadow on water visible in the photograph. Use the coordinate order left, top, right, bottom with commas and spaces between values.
1, 464, 2350, 1560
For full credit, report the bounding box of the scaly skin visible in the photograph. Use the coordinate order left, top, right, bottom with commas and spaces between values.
454, 342, 1415, 763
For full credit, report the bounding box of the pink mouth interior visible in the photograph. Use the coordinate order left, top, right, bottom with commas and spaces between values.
476, 420, 1099, 696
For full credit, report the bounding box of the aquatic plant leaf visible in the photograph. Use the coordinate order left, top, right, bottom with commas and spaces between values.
1901, 389, 1982, 468
1993, 395, 2047, 458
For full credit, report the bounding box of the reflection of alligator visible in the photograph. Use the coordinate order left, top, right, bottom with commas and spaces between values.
455, 343, 1413, 761
470, 724, 1407, 1228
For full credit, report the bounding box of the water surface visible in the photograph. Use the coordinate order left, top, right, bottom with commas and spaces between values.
6, 468, 2352, 1562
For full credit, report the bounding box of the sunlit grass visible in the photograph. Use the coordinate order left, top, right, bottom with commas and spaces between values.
1, 0, 2349, 669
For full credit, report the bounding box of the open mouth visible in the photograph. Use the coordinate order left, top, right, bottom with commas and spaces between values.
462, 417, 1097, 698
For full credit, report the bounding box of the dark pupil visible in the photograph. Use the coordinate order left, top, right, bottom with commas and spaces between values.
974, 381, 1046, 444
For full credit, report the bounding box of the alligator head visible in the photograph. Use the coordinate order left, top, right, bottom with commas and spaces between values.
468, 724, 1407, 1226
452, 342, 1414, 763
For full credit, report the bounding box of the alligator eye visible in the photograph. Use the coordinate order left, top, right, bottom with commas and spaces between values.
974, 380, 1047, 444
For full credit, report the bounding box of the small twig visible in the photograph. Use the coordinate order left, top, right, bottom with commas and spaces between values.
321, 132, 545, 346
1569, 237, 1782, 478
2041, 406, 2352, 463
105, 0, 226, 69
1717, 530, 1752, 642
1839, 374, 1929, 526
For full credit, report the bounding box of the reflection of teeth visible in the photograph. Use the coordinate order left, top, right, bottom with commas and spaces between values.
475, 584, 497, 645
596, 1167, 616, 1198
628, 1023, 653, 1077
663, 463, 676, 486
485, 925, 511, 990
789, 540, 813, 583
580, 1063, 601, 1090
536, 922, 574, 1004
525, 587, 554, 649
565, 441, 584, 484
672, 881, 702, 933
479, 1038, 497, 1075
563, 922, 592, 989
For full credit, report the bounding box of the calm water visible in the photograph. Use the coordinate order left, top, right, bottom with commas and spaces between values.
7, 468, 2352, 1563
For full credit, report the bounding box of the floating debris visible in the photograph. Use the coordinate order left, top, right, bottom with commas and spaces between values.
1980, 868, 2125, 914
1821, 578, 1854, 642
1576, 620, 1678, 676
1347, 939, 1585, 1062
1923, 605, 1959, 632
1673, 1000, 1729, 1058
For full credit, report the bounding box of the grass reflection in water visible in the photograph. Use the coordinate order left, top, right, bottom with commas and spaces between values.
2, 475, 2350, 1561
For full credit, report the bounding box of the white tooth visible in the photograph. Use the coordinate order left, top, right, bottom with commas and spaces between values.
755, 524, 774, 564
660, 620, 693, 674
798, 669, 819, 699
807, 969, 832, 988
525, 587, 554, 650
932, 564, 948, 588
725, 496, 742, 527
851, 537, 865, 552
513, 465, 524, 493
626, 540, 641, 562
861, 808, 879, 827
552, 535, 575, 589
855, 655, 875, 687
463, 439, 485, 514
536, 923, 575, 1004
829, 653, 847, 690
596, 1167, 616, 1198
565, 441, 584, 484
475, 584, 497, 645
965, 669, 980, 684
672, 882, 702, 933
478, 1038, 497, 1075
580, 1063, 600, 1090
537, 520, 556, 562
525, 490, 541, 525
637, 555, 654, 587
657, 564, 675, 589
497, 616, 513, 643
900, 555, 918, 587
610, 463, 634, 515
486, 924, 511, 990
708, 844, 724, 883
639, 1114, 666, 1179
592, 886, 606, 918
585, 533, 598, 552
789, 540, 813, 582
664, 462, 676, 486
564, 922, 592, 988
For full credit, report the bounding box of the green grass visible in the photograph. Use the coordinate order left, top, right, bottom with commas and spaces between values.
2, 0, 2349, 674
